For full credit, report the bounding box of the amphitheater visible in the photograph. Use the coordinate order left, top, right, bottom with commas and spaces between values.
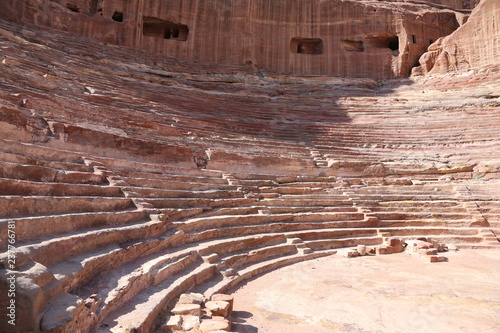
0, 0, 499, 332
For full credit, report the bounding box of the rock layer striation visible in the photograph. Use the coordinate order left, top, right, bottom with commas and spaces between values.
0, 0, 473, 78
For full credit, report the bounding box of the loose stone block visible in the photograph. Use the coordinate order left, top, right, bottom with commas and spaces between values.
171, 303, 202, 316
221, 268, 237, 277
387, 238, 402, 247
356, 245, 367, 256
419, 248, 438, 255
161, 315, 182, 331
182, 315, 201, 331
287, 238, 302, 244
418, 241, 434, 249
211, 294, 234, 313
205, 301, 230, 317
437, 244, 448, 252
427, 255, 439, 263
179, 292, 204, 305
338, 248, 358, 257
199, 318, 231, 332
203, 253, 221, 264
376, 245, 388, 255
299, 247, 313, 254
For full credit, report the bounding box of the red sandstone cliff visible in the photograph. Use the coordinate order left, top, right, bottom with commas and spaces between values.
416, 0, 500, 74
0, 0, 466, 79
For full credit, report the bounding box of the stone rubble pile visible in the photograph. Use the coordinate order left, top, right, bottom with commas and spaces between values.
338, 233, 452, 263
162, 293, 234, 333
404, 238, 449, 262
337, 232, 405, 258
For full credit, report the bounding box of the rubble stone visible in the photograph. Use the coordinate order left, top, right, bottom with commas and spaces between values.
161, 315, 183, 331
205, 301, 230, 317
356, 245, 367, 256
182, 315, 201, 331
179, 293, 205, 305
171, 304, 202, 317
211, 294, 234, 313
199, 318, 231, 332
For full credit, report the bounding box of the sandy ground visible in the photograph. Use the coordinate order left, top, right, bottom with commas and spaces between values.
229, 249, 500, 333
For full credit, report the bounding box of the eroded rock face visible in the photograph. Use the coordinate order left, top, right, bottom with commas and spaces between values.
0, 0, 466, 79
416, 0, 500, 74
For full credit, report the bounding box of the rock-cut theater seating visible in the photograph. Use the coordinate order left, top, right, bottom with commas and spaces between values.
0, 0, 500, 332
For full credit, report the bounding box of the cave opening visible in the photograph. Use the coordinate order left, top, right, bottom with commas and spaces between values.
290, 38, 323, 55
66, 3, 79, 12
143, 17, 189, 41
365, 35, 399, 54
112, 11, 123, 22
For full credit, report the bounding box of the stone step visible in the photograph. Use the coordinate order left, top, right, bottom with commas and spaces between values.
184, 220, 372, 243
231, 179, 277, 186
263, 206, 359, 214
47, 232, 285, 328
179, 212, 365, 233
0, 178, 122, 196
454, 243, 500, 249
198, 234, 287, 259
378, 227, 482, 237
0, 209, 148, 244
117, 170, 229, 184
200, 250, 336, 299
0, 151, 92, 172
0, 139, 84, 163
305, 236, 382, 250
377, 200, 465, 210
80, 249, 201, 324
350, 193, 460, 201
121, 176, 237, 191
7, 227, 185, 331
378, 219, 481, 228
275, 183, 339, 190
260, 192, 279, 199
195, 206, 263, 218
284, 228, 380, 241
0, 160, 105, 184
262, 198, 353, 207
49, 227, 184, 295
278, 194, 348, 200
375, 212, 476, 220
94, 156, 223, 178
0, 217, 170, 268
219, 242, 298, 270
122, 186, 242, 199
142, 197, 256, 209
96, 262, 217, 333
0, 196, 133, 219
275, 175, 339, 184
155, 207, 212, 222
259, 186, 325, 195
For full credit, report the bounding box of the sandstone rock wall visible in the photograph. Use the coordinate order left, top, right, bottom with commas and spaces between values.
417, 0, 500, 74
0, 0, 464, 79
